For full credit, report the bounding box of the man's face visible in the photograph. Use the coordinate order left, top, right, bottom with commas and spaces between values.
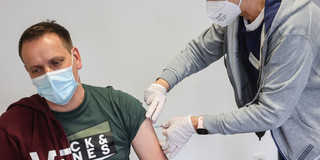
21, 33, 79, 79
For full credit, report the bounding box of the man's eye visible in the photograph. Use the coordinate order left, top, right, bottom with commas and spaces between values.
53, 61, 61, 66
31, 68, 40, 73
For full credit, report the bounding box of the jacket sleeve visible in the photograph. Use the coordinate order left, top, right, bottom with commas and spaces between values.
0, 128, 22, 159
159, 24, 226, 90
204, 34, 316, 134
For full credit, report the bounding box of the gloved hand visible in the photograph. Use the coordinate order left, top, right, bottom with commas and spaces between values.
144, 83, 167, 123
160, 115, 195, 159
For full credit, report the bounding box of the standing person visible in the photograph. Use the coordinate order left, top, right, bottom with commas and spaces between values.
144, 0, 320, 159
0, 20, 167, 160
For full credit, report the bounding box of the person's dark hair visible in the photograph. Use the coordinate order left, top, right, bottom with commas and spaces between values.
18, 20, 73, 62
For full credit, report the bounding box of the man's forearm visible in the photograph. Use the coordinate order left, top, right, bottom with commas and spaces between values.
155, 78, 170, 92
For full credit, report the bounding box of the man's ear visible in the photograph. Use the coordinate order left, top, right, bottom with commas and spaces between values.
71, 47, 82, 69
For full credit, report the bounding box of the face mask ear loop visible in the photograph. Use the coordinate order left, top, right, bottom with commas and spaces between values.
70, 49, 81, 86
75, 74, 80, 86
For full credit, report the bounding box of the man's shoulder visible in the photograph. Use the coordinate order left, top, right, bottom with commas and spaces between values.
0, 94, 44, 129
82, 83, 115, 93
0, 104, 35, 132
83, 83, 136, 100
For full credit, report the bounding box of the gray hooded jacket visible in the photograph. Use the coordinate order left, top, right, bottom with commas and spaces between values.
159, 0, 320, 159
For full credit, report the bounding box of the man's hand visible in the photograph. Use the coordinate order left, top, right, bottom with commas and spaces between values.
144, 83, 167, 123
160, 115, 195, 159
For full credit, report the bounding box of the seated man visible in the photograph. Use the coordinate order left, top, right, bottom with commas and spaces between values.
0, 20, 167, 160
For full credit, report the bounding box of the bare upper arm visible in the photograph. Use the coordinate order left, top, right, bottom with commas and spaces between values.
132, 118, 167, 160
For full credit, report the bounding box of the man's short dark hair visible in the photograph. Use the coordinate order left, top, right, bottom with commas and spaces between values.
18, 20, 73, 62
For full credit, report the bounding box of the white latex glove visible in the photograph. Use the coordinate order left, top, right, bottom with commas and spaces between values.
144, 83, 167, 123
160, 115, 195, 159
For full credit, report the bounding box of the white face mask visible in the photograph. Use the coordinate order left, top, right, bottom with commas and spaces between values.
206, 0, 242, 27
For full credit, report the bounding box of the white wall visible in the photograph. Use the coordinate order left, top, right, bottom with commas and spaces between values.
0, 0, 277, 159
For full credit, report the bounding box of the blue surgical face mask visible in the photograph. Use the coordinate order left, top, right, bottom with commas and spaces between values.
32, 55, 79, 105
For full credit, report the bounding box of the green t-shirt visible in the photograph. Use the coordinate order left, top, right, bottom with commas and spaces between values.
52, 84, 146, 160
